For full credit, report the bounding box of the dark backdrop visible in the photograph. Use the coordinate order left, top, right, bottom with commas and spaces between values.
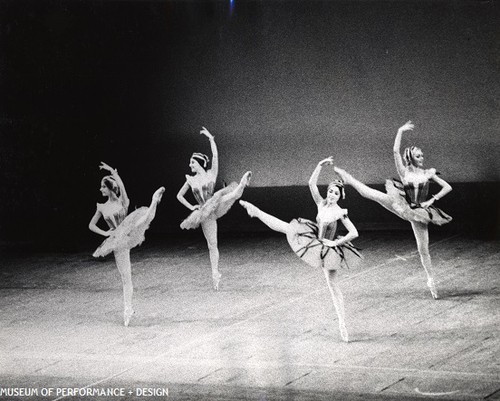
0, 0, 498, 250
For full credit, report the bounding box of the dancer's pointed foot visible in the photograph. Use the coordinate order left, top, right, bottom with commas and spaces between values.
339, 322, 349, 343
153, 187, 165, 204
212, 271, 222, 291
241, 171, 252, 187
124, 309, 135, 327
333, 167, 352, 185
427, 278, 439, 300
239, 200, 259, 218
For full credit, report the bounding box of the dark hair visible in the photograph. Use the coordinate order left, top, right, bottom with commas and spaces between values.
327, 180, 345, 200
102, 176, 120, 197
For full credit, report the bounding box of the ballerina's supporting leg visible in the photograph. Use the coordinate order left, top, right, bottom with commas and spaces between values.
411, 221, 439, 299
334, 167, 393, 211
323, 269, 349, 342
114, 249, 134, 326
201, 218, 221, 291
239, 200, 289, 234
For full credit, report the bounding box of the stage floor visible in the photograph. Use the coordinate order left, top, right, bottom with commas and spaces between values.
1, 232, 499, 400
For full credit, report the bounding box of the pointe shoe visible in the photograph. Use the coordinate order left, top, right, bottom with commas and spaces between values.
333, 167, 351, 185
339, 323, 349, 343
212, 272, 222, 291
124, 309, 135, 327
241, 171, 252, 187
427, 278, 439, 300
153, 187, 165, 204
239, 200, 259, 218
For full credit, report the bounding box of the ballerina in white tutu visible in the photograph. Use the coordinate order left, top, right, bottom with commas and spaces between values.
240, 157, 361, 342
334, 121, 452, 299
89, 162, 164, 326
177, 127, 252, 290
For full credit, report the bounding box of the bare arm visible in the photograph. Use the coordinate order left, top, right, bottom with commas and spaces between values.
420, 174, 452, 208
100, 162, 130, 209
393, 121, 414, 179
323, 215, 359, 247
88, 208, 111, 237
309, 157, 333, 204
177, 181, 199, 211
201, 127, 218, 178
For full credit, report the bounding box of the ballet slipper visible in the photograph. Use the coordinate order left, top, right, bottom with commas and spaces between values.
212, 271, 222, 291
333, 167, 352, 185
339, 322, 349, 343
241, 171, 252, 187
124, 308, 135, 327
427, 278, 439, 300
239, 200, 259, 218
153, 187, 165, 204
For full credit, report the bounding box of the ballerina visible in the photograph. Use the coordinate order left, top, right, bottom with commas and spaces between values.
177, 127, 252, 291
334, 121, 452, 299
88, 162, 165, 326
240, 157, 361, 342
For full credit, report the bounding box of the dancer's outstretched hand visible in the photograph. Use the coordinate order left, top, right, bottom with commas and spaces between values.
200, 126, 213, 139
319, 156, 334, 166
398, 121, 414, 133
99, 162, 116, 173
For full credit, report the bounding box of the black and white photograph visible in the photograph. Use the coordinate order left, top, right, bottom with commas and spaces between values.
1, 0, 499, 400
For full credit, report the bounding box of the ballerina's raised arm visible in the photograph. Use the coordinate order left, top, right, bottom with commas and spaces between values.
201, 126, 218, 179
393, 120, 414, 179
308, 156, 334, 205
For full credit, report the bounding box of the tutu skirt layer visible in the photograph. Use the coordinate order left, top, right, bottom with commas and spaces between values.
93, 207, 151, 257
286, 218, 362, 270
181, 182, 239, 230
385, 180, 452, 226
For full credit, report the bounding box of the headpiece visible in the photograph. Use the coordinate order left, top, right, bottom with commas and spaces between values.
403, 146, 420, 167
191, 152, 209, 169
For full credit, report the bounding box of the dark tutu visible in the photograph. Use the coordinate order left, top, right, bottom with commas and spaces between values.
93, 207, 150, 257
385, 180, 452, 226
180, 182, 239, 230
286, 218, 362, 270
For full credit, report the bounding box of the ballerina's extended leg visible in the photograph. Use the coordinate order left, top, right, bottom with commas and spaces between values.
219, 171, 252, 204
239, 200, 289, 234
135, 187, 165, 227
323, 269, 349, 342
334, 167, 393, 210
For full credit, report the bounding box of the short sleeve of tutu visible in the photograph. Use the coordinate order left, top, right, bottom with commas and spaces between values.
426, 168, 437, 179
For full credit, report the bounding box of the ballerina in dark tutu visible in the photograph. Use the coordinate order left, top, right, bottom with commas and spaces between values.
240, 157, 361, 342
89, 162, 164, 326
334, 121, 452, 299
177, 127, 252, 290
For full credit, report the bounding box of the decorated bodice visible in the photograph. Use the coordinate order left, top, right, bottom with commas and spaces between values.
98, 201, 128, 229
316, 204, 347, 240
401, 168, 436, 206
186, 175, 215, 205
